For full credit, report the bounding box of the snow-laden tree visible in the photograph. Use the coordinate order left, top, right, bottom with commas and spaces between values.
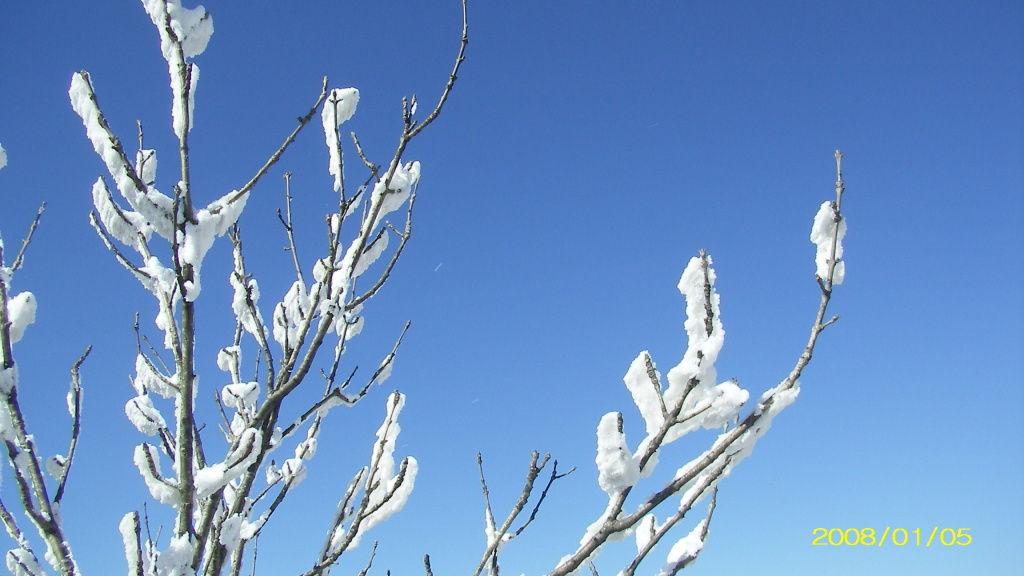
2, 0, 467, 574
0, 2, 848, 575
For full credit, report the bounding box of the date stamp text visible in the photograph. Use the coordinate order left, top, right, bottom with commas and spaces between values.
812, 527, 972, 546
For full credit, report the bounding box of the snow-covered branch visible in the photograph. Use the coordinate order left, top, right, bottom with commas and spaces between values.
305, 391, 417, 575
545, 152, 849, 576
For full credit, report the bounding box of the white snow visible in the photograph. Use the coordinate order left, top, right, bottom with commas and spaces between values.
230, 272, 263, 337
5, 549, 43, 576
76, 111, 174, 245
69, 73, 142, 207
369, 393, 404, 492
118, 513, 143, 575
295, 422, 319, 460
140, 0, 213, 60
194, 427, 261, 498
658, 256, 749, 440
272, 280, 310, 350
230, 245, 265, 339
340, 226, 389, 280
569, 499, 632, 565
374, 355, 394, 386
91, 178, 147, 250
12, 452, 35, 493
810, 201, 847, 284
135, 149, 157, 186
221, 382, 258, 412
45, 455, 66, 481
754, 380, 801, 418
216, 346, 240, 375
140, 0, 213, 140
694, 379, 748, 430
658, 519, 707, 575
178, 190, 249, 301
668, 380, 802, 509
355, 457, 417, 547
65, 382, 78, 419
154, 534, 193, 576
321, 87, 360, 192
218, 514, 245, 555
125, 394, 167, 436
664, 257, 725, 411
366, 161, 419, 232
0, 142, 7, 170
88, 167, 174, 250
483, 508, 499, 552
330, 305, 364, 339
133, 444, 180, 507
351, 392, 417, 547
636, 513, 660, 553
5, 292, 36, 344
134, 257, 178, 310
134, 353, 178, 398
312, 258, 329, 284
595, 412, 639, 494
173, 62, 199, 140
622, 351, 665, 436
279, 457, 306, 488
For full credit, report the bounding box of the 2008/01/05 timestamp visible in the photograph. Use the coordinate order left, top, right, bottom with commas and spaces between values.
812, 527, 972, 546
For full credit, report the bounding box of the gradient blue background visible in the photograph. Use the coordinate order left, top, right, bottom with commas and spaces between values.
1, 2, 1022, 574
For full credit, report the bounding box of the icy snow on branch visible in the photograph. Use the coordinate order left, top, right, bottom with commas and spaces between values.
811, 201, 846, 285
3, 292, 36, 347
601, 253, 748, 482
322, 87, 360, 193
365, 161, 420, 234
314, 392, 418, 567
72, 67, 248, 307
355, 391, 418, 542
70, 71, 173, 237
178, 189, 249, 301
596, 412, 640, 495
141, 0, 212, 59
141, 0, 212, 139
550, 154, 849, 576
811, 150, 848, 286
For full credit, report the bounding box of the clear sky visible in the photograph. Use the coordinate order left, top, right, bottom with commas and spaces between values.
1, 1, 1022, 575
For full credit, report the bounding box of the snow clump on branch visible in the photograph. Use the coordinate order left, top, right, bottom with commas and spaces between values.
811, 201, 846, 284
3, 292, 35, 345
140, 0, 212, 139
322, 87, 360, 192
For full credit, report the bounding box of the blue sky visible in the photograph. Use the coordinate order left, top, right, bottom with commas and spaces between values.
1, 1, 1022, 575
